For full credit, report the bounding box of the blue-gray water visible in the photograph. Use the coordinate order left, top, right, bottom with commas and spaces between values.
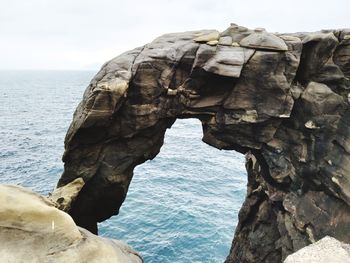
0, 70, 247, 263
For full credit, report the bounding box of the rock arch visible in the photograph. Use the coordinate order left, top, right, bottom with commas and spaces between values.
56, 25, 350, 262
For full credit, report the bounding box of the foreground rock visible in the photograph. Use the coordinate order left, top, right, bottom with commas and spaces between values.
0, 184, 142, 263
284, 236, 350, 263
57, 23, 350, 262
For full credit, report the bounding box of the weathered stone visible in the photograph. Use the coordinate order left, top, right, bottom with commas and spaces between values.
49, 177, 85, 212
239, 32, 288, 51
301, 81, 345, 115
334, 42, 350, 78
296, 32, 339, 84
0, 185, 142, 263
223, 49, 299, 120
56, 24, 350, 263
200, 46, 254, 78
207, 40, 219, 46
218, 36, 233, 46
194, 30, 220, 42
220, 25, 252, 43
284, 236, 350, 263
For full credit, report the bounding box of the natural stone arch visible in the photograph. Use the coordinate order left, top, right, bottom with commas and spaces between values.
55, 24, 350, 262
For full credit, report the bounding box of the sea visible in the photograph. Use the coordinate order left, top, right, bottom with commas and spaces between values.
0, 70, 247, 263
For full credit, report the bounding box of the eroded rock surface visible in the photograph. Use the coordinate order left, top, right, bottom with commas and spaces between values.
283, 236, 350, 263
57, 24, 350, 262
0, 184, 142, 263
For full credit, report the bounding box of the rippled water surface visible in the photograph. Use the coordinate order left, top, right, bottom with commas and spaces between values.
0, 70, 247, 263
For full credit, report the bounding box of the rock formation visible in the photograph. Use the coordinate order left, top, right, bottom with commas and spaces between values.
0, 184, 142, 263
283, 236, 350, 263
57, 24, 350, 262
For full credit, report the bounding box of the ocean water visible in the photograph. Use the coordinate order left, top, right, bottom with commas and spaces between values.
0, 70, 247, 263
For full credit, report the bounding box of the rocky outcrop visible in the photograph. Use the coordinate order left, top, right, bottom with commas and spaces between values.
284, 236, 350, 263
0, 184, 142, 263
57, 24, 350, 262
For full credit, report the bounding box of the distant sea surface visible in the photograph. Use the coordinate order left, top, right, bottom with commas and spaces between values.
0, 70, 247, 263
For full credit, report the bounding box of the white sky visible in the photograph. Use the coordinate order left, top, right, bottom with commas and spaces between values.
0, 0, 349, 70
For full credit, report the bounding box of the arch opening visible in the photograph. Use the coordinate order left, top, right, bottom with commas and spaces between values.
98, 118, 247, 263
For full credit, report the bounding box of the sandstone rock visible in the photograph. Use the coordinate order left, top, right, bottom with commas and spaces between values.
220, 24, 252, 43
334, 40, 350, 78
0, 184, 142, 263
284, 236, 350, 263
206, 40, 219, 46
218, 36, 233, 46
49, 177, 85, 212
239, 32, 288, 51
56, 24, 350, 263
296, 32, 339, 84
196, 45, 254, 78
194, 30, 220, 42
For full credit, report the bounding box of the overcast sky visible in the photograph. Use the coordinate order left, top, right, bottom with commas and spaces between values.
0, 0, 349, 70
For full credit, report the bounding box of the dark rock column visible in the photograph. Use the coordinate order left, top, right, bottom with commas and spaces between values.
225, 153, 282, 263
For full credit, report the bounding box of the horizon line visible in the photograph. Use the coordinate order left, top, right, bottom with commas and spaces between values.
0, 68, 99, 71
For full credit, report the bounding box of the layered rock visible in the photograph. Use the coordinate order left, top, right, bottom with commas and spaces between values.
0, 184, 142, 263
57, 24, 350, 262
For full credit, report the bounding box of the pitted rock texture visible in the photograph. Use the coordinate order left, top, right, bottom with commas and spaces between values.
57, 24, 350, 262
0, 185, 142, 263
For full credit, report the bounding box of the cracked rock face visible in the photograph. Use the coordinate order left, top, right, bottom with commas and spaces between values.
57, 24, 350, 262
